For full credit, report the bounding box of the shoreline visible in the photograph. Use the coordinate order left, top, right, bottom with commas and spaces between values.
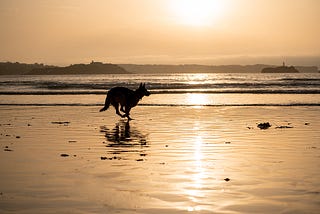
1, 93, 320, 107
1, 106, 319, 213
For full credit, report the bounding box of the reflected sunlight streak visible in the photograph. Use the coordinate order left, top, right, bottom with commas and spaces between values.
187, 94, 209, 107
193, 135, 204, 188
187, 73, 210, 84
184, 135, 206, 211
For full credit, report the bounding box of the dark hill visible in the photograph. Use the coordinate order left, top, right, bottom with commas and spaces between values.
27, 61, 129, 75
0, 62, 53, 75
261, 65, 299, 73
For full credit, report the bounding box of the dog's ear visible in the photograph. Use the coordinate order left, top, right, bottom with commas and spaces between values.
143, 83, 146, 88
139, 83, 143, 88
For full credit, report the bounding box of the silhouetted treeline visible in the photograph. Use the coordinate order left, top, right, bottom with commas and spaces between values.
0, 61, 129, 75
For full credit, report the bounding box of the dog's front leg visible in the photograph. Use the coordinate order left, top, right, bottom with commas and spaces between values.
124, 106, 133, 120
120, 105, 125, 113
115, 104, 125, 118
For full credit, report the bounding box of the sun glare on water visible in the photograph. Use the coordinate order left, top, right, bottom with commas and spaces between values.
169, 0, 227, 27
187, 94, 209, 107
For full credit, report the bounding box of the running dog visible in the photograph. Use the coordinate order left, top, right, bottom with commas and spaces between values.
100, 83, 150, 120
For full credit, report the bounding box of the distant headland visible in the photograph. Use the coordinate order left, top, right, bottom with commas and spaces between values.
119, 64, 318, 73
0, 61, 129, 75
0, 61, 319, 75
261, 62, 300, 73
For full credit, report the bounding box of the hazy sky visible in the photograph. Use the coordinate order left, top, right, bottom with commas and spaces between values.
1, 0, 319, 66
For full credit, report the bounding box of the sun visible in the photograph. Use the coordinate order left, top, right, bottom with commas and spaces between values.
169, 0, 227, 27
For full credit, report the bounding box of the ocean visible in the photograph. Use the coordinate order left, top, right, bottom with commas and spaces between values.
0, 73, 320, 106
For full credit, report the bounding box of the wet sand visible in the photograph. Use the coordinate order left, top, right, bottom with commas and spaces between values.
0, 106, 319, 213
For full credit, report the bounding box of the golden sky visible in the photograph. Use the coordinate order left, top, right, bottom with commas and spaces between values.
0, 0, 319, 66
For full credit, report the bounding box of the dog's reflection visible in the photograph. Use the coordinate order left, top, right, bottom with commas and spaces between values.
100, 120, 148, 148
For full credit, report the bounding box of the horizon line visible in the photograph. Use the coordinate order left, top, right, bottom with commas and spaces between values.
1, 60, 319, 68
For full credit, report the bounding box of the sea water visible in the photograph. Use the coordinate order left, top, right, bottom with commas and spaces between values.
0, 73, 320, 106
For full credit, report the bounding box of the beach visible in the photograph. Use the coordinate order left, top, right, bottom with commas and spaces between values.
1, 105, 319, 213
2, 0, 320, 212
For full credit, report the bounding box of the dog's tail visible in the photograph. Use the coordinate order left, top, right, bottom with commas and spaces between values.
100, 95, 111, 112
99, 106, 109, 112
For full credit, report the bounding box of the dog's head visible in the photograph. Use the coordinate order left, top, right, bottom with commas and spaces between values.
137, 83, 150, 96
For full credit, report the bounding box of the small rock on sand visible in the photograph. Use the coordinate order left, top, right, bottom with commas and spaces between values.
4, 148, 13, 152
51, 121, 70, 125
276, 125, 293, 129
257, 122, 271, 129
60, 154, 69, 157
101, 156, 121, 160
224, 178, 230, 182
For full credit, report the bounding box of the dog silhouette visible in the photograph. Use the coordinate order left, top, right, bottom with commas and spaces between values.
100, 83, 150, 120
